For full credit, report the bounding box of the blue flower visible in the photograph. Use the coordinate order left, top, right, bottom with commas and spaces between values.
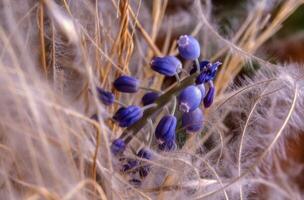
141, 92, 160, 106
139, 165, 150, 178
137, 148, 152, 178
113, 75, 139, 93
113, 106, 143, 127
177, 35, 200, 60
96, 87, 114, 105
155, 115, 177, 143
195, 61, 222, 84
121, 159, 138, 172
190, 60, 210, 74
178, 85, 202, 112
111, 138, 126, 155
182, 108, 204, 132
204, 86, 215, 108
151, 56, 182, 77
137, 148, 152, 160
158, 139, 176, 151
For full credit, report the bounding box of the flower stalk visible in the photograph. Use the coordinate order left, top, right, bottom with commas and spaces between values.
120, 72, 199, 144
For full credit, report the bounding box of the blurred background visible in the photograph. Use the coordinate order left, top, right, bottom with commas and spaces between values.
0, 0, 303, 199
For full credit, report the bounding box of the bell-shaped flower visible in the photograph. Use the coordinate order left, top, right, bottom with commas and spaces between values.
151, 56, 182, 77
158, 139, 177, 151
182, 108, 204, 132
178, 85, 202, 112
155, 115, 177, 143
111, 138, 126, 155
113, 105, 143, 127
177, 35, 200, 60
141, 92, 160, 106
96, 87, 114, 105
195, 61, 222, 84
113, 75, 139, 93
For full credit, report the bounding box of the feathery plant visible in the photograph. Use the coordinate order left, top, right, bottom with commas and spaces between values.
0, 0, 304, 199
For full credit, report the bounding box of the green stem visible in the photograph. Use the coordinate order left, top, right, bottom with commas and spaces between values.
121, 72, 199, 144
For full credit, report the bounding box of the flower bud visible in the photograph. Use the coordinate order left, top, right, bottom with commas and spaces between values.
137, 148, 152, 160
111, 138, 126, 155
113, 75, 139, 93
204, 86, 215, 108
195, 61, 222, 84
155, 115, 177, 143
151, 56, 182, 77
122, 159, 138, 172
113, 105, 143, 127
158, 139, 177, 151
141, 92, 160, 106
178, 85, 202, 112
190, 60, 210, 74
182, 108, 204, 132
177, 35, 200, 60
96, 87, 114, 105
139, 165, 150, 178
137, 148, 152, 178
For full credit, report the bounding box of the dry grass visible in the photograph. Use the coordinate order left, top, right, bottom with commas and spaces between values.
0, 0, 303, 199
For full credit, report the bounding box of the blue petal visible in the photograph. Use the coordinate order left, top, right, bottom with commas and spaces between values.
141, 92, 160, 106
151, 56, 182, 77
177, 35, 200, 60
182, 108, 204, 132
155, 115, 176, 142
204, 86, 215, 108
178, 85, 202, 112
111, 138, 126, 155
96, 87, 114, 105
113, 75, 139, 93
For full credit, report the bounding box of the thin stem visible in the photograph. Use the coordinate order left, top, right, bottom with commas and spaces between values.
142, 103, 157, 111
195, 58, 200, 73
113, 99, 128, 107
148, 118, 154, 147
171, 96, 177, 115
181, 69, 190, 76
164, 106, 170, 115
175, 73, 181, 83
139, 86, 161, 93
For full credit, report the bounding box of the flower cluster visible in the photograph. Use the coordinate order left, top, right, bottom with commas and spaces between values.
94, 35, 221, 185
